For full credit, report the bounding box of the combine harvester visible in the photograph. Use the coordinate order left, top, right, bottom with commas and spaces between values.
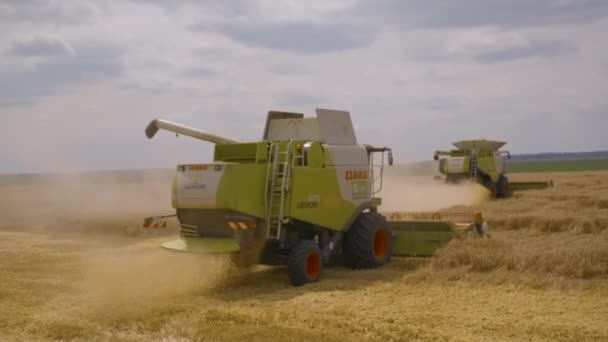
144, 109, 485, 286
434, 139, 553, 198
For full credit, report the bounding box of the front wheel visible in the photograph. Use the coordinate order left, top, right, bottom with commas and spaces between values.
288, 240, 322, 286
496, 175, 510, 198
343, 212, 392, 269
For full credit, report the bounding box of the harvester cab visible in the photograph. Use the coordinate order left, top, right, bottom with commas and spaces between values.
145, 108, 394, 285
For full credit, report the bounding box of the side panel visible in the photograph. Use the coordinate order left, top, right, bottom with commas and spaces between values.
213, 142, 265, 163
289, 167, 357, 231
173, 164, 226, 209
216, 163, 267, 218
444, 157, 469, 174
477, 157, 500, 182
324, 145, 371, 207
173, 163, 267, 219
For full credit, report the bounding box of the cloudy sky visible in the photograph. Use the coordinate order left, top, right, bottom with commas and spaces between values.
1, 0, 607, 173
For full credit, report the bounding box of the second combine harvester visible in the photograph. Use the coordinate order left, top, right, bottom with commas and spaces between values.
145, 109, 484, 286
434, 140, 553, 198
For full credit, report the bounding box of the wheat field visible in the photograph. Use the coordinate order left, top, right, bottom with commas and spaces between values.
0, 171, 607, 341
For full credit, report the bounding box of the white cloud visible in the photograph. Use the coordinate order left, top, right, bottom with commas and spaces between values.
0, 0, 607, 173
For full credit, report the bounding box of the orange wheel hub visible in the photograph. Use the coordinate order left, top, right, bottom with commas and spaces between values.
373, 228, 388, 258
306, 251, 320, 278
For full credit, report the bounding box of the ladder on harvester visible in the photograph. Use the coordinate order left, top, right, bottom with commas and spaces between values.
265, 140, 302, 240
470, 150, 478, 180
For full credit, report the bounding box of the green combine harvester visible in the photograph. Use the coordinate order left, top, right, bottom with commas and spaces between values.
434, 139, 553, 198
144, 109, 485, 286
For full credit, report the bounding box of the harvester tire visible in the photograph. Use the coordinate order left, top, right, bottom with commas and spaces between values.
343, 212, 392, 269
483, 179, 498, 199
288, 240, 322, 286
496, 175, 511, 198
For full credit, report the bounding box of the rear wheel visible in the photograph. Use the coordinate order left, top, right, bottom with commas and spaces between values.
288, 240, 322, 286
343, 212, 392, 269
482, 178, 498, 199
496, 175, 510, 198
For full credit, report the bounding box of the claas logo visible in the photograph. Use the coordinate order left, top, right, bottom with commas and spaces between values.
188, 165, 208, 171
345, 170, 368, 180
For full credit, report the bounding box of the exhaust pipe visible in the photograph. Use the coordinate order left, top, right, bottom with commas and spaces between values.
145, 119, 240, 144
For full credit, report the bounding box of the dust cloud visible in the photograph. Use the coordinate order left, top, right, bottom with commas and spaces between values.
78, 249, 230, 314
0, 171, 175, 234
0, 171, 242, 323
378, 166, 488, 212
